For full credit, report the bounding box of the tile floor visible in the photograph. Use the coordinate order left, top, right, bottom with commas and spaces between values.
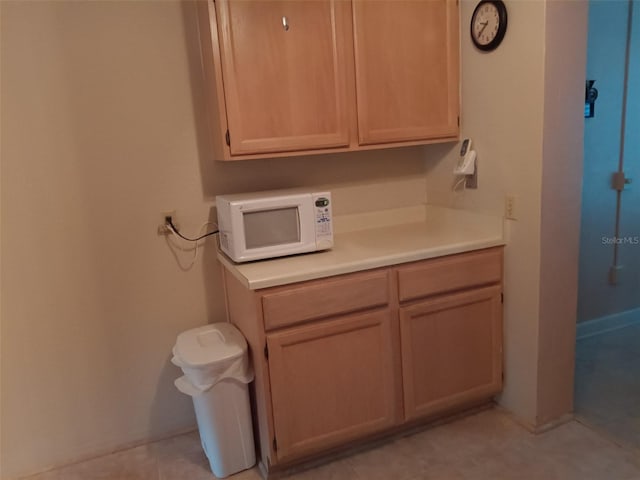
23, 408, 640, 480
574, 322, 640, 450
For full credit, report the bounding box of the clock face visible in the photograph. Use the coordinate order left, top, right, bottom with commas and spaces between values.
473, 4, 499, 45
471, 0, 507, 51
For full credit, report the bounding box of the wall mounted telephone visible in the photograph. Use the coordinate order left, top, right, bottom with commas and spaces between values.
454, 138, 477, 175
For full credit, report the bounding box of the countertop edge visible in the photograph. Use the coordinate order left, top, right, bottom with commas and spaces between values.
218, 237, 505, 291
217, 252, 252, 290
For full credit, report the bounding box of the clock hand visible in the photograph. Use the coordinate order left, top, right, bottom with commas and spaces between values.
478, 21, 489, 36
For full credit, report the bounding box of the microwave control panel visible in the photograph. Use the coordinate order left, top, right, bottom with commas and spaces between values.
313, 193, 334, 249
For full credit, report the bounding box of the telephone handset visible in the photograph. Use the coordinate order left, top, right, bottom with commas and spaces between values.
454, 138, 476, 175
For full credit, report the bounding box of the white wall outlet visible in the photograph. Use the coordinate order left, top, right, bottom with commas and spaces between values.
505, 195, 517, 220
157, 210, 176, 235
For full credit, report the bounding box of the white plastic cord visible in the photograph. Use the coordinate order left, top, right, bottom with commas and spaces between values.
165, 222, 179, 237
452, 176, 467, 193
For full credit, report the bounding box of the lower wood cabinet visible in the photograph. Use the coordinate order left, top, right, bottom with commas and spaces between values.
222, 247, 503, 472
400, 285, 503, 421
266, 309, 399, 461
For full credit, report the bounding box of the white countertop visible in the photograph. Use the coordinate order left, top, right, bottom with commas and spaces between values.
217, 205, 506, 290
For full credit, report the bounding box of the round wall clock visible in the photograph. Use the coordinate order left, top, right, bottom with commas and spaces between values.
470, 0, 508, 52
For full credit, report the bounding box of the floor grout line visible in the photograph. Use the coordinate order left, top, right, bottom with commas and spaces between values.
574, 321, 640, 459
573, 414, 640, 457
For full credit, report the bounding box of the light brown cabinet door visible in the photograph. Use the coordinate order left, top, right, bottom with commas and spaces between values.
267, 309, 399, 462
400, 286, 502, 421
216, 0, 353, 155
352, 0, 459, 145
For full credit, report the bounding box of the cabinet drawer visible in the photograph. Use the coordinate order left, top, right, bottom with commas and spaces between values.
397, 248, 502, 302
262, 270, 389, 330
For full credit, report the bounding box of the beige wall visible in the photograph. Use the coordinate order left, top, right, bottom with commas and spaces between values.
0, 2, 4, 476
1, 0, 589, 477
425, 0, 587, 427
425, 0, 548, 425
0, 2, 427, 478
536, 0, 588, 427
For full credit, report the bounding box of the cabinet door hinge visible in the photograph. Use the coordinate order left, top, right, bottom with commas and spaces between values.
273, 437, 278, 452
457, 116, 460, 127
225, 129, 231, 146
501, 293, 504, 304
264, 343, 269, 359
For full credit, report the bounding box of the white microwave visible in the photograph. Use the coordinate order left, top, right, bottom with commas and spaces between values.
216, 190, 334, 263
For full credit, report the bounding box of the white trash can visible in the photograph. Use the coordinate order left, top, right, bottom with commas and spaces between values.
172, 323, 256, 478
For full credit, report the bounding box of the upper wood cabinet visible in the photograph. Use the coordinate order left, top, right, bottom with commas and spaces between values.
352, 0, 460, 145
215, 0, 353, 155
196, 0, 459, 160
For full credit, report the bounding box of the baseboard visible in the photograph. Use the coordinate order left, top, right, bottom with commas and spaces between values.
576, 308, 640, 340
530, 413, 575, 434
11, 426, 198, 480
493, 405, 574, 434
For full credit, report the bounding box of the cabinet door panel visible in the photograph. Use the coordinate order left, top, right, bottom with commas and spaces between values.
353, 0, 459, 144
400, 286, 502, 421
217, 0, 352, 155
267, 309, 398, 462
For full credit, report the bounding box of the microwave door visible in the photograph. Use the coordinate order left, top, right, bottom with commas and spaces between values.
243, 207, 301, 249
234, 201, 315, 261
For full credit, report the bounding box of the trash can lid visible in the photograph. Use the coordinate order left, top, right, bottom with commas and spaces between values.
174, 322, 248, 368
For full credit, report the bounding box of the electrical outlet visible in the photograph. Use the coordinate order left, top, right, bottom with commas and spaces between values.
157, 210, 176, 235
505, 195, 516, 220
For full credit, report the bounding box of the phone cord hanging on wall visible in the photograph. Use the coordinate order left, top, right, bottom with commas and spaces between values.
453, 138, 478, 189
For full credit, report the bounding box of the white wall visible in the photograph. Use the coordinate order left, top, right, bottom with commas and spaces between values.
0, 2, 428, 478
424, 0, 587, 427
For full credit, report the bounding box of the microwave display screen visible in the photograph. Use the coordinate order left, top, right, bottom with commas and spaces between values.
243, 207, 300, 249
